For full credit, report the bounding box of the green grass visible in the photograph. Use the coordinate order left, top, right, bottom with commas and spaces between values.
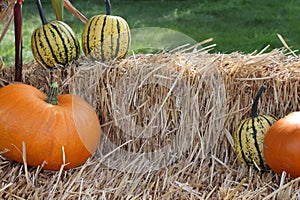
1, 0, 300, 66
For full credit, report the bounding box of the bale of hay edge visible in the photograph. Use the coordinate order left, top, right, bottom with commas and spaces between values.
0, 48, 300, 199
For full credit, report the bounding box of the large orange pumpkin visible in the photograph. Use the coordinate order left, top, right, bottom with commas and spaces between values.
0, 83, 101, 170
264, 112, 300, 178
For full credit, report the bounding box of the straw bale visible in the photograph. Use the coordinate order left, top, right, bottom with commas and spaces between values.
0, 47, 300, 199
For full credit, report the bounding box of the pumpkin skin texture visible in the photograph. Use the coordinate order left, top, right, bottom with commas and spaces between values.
264, 112, 300, 178
233, 86, 277, 170
31, 20, 80, 68
0, 83, 101, 171
82, 0, 130, 61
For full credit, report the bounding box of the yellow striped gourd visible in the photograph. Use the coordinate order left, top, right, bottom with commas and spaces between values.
82, 0, 130, 62
233, 86, 277, 170
31, 0, 80, 68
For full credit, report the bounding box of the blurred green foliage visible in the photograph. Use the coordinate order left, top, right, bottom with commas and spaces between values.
1, 0, 300, 65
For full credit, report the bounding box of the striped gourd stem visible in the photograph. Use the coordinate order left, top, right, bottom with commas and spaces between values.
251, 86, 266, 119
36, 0, 48, 25
105, 0, 111, 15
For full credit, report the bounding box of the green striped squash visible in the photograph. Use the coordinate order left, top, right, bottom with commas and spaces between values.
31, 21, 80, 68
82, 0, 130, 62
233, 86, 277, 170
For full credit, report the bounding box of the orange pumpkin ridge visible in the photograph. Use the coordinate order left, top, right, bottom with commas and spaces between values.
264, 112, 300, 178
0, 83, 101, 170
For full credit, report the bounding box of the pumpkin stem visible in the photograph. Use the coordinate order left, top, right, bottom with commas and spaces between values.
251, 86, 266, 118
46, 82, 59, 105
105, 0, 111, 15
36, 0, 48, 25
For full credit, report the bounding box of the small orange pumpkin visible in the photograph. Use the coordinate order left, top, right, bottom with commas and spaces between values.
264, 112, 300, 178
0, 83, 101, 170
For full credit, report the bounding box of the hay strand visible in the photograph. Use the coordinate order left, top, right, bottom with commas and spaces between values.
0, 44, 300, 198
